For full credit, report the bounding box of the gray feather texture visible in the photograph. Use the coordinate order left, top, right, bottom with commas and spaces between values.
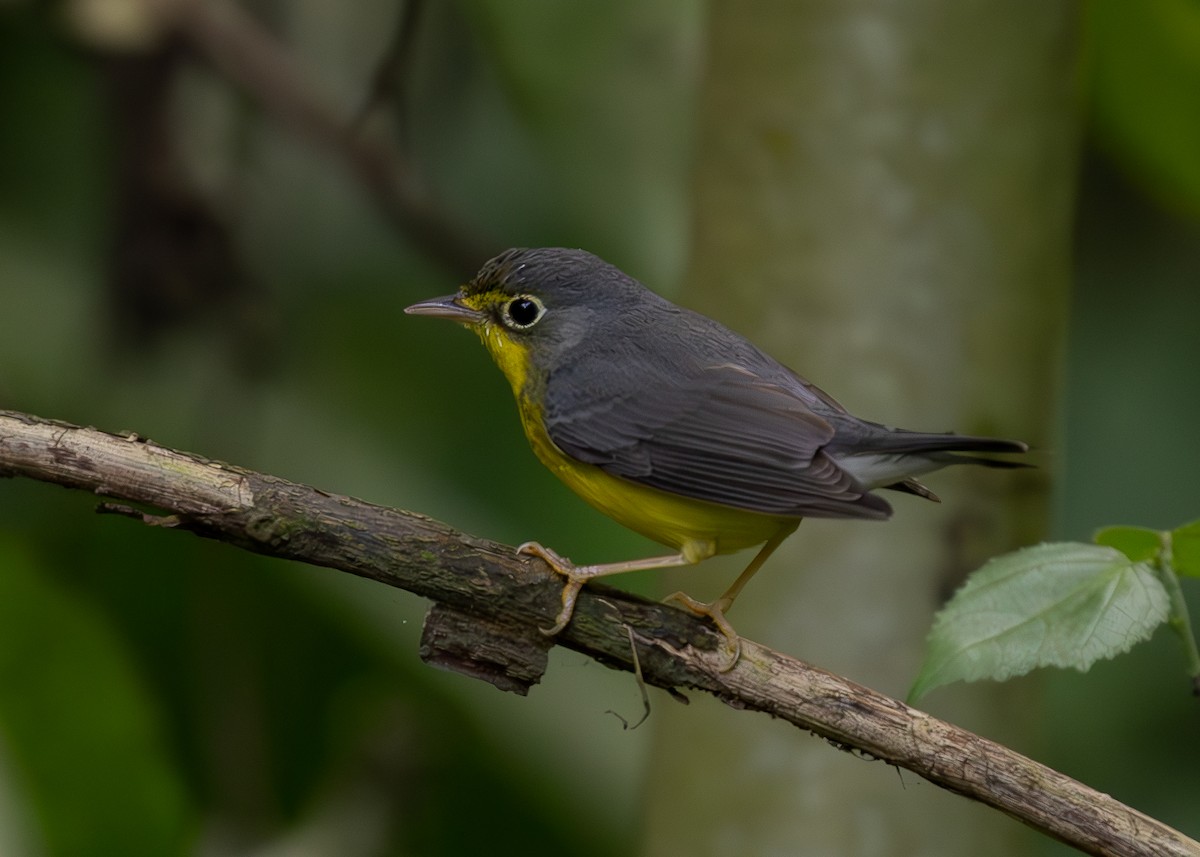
472, 248, 1027, 521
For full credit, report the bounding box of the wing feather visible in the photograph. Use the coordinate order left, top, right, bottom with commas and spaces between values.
543, 360, 891, 520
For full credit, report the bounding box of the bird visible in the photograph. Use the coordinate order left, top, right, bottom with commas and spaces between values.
406, 247, 1027, 668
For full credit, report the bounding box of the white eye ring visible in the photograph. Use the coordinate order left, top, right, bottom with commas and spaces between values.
502, 294, 545, 329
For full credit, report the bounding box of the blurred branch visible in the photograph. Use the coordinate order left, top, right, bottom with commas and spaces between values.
1, 409, 1196, 857
349, 0, 425, 144
97, 35, 269, 362
140, 0, 490, 277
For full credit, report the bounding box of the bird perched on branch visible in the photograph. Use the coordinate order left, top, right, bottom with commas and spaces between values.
407, 248, 1026, 668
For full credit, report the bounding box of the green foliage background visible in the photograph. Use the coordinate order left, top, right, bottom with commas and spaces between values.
0, 1, 1196, 854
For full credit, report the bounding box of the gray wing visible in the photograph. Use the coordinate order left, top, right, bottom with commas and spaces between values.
543, 360, 892, 520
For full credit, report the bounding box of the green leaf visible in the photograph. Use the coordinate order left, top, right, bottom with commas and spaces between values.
909, 543, 1171, 701
0, 537, 196, 856
1094, 524, 1162, 563
1170, 519, 1200, 578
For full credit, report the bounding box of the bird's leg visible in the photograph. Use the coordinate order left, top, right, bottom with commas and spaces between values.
517, 542, 691, 636
665, 522, 799, 671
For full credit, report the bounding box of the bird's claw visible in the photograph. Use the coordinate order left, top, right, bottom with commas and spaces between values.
517, 541, 587, 636
663, 591, 743, 671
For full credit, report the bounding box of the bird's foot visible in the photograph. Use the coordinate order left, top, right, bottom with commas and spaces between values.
663, 591, 742, 671
517, 541, 588, 636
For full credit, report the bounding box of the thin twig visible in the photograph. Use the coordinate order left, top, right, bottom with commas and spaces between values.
350, 0, 426, 143
605, 623, 652, 730
1, 409, 1196, 857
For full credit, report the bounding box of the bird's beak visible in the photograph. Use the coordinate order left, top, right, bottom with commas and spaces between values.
404, 294, 484, 324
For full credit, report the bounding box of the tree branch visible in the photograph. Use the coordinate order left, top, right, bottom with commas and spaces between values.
1, 409, 1195, 857
140, 0, 492, 277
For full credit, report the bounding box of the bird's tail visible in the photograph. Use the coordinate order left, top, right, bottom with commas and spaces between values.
829, 427, 1030, 500
854, 429, 1028, 458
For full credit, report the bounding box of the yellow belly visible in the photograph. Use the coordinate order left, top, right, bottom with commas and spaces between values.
517, 395, 794, 560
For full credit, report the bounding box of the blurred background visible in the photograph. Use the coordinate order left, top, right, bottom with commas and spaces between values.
0, 1, 1197, 855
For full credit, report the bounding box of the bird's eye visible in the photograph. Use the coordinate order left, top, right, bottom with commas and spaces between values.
502, 295, 544, 329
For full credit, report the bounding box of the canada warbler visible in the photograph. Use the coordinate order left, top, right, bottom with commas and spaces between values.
407, 247, 1026, 666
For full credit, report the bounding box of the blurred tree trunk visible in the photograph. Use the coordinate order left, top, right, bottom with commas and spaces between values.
642, 2, 1078, 854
